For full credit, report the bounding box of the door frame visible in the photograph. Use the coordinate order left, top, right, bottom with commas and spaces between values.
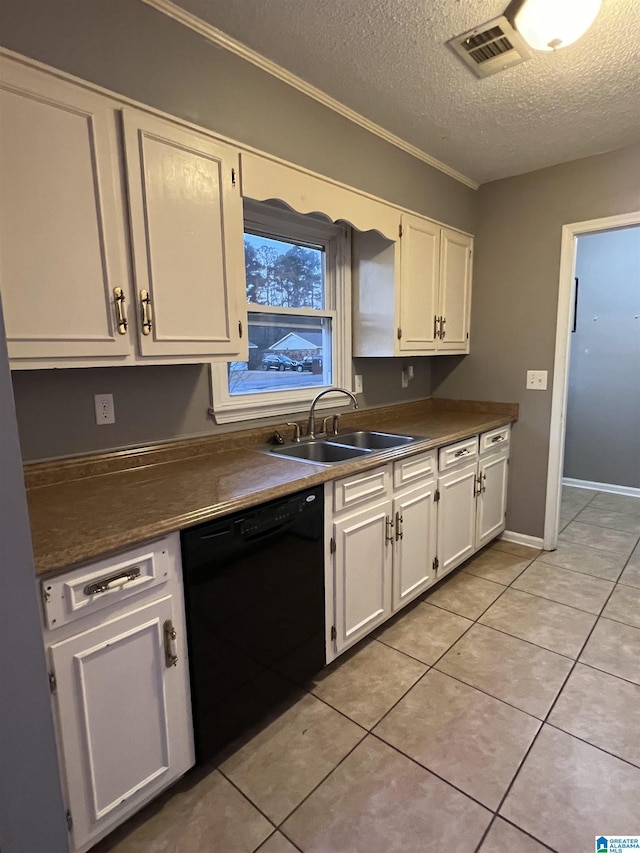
543, 210, 640, 550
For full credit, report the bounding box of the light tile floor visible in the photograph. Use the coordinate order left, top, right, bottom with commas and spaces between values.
96, 488, 640, 853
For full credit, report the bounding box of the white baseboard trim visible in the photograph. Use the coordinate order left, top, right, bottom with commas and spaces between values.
562, 477, 640, 498
500, 530, 545, 549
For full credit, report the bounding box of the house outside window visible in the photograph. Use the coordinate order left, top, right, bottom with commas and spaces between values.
210, 201, 351, 423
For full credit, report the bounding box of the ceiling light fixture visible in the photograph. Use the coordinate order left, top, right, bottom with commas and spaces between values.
508, 0, 602, 51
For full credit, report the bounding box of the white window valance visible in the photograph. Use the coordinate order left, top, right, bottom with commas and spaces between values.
240, 152, 400, 241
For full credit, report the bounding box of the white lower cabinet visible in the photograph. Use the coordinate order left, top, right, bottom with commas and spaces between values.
333, 496, 393, 653
436, 460, 479, 577
327, 452, 437, 660
436, 426, 510, 580
41, 534, 194, 852
326, 429, 510, 661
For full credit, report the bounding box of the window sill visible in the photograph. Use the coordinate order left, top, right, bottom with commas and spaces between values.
208, 387, 357, 425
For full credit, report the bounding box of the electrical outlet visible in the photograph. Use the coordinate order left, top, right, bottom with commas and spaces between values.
354, 374, 363, 394
94, 393, 115, 425
401, 368, 409, 389
526, 370, 548, 391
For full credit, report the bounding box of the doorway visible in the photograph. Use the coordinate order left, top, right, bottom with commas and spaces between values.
544, 211, 640, 550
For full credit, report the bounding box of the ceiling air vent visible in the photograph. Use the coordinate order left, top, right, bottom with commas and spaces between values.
448, 15, 532, 78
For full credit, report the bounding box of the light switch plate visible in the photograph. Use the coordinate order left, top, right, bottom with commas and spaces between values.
354, 374, 363, 394
526, 370, 548, 390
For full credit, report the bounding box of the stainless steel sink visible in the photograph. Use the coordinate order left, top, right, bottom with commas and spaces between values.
326, 430, 421, 450
270, 440, 372, 464
269, 429, 424, 465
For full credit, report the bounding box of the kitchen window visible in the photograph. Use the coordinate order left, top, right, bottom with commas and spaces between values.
210, 201, 352, 423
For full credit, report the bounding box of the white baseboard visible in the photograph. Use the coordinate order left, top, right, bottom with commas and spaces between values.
562, 477, 640, 498
500, 530, 545, 549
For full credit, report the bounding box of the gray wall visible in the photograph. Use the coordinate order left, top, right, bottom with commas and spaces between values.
0, 298, 68, 853
432, 143, 640, 538
0, 0, 475, 231
1, 0, 459, 461
11, 358, 431, 461
563, 227, 640, 488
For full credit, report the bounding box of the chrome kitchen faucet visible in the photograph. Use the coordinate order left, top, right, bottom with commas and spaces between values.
306, 387, 358, 438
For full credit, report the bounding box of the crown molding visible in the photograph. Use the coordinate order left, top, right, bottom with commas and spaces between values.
141, 0, 480, 190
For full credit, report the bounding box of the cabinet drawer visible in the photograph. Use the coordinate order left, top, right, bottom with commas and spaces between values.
41, 538, 171, 630
393, 451, 436, 489
333, 464, 391, 513
438, 436, 479, 472
480, 425, 510, 455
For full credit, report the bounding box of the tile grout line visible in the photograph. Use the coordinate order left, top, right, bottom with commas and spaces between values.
480, 555, 626, 847
543, 719, 640, 772
231, 506, 639, 852
578, 658, 640, 689
237, 534, 637, 852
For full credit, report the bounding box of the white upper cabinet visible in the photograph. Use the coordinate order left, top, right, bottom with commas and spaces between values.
397, 214, 440, 353
1, 56, 247, 368
353, 212, 473, 357
122, 111, 246, 360
438, 227, 473, 352
0, 61, 131, 363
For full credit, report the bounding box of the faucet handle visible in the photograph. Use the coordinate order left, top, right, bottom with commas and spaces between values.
286, 422, 301, 442
332, 414, 341, 435
321, 416, 332, 435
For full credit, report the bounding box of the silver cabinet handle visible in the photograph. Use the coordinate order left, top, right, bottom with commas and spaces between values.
140, 289, 153, 335
163, 619, 178, 667
84, 566, 141, 596
385, 515, 394, 544
395, 511, 403, 540
491, 435, 505, 443
113, 287, 128, 334
434, 315, 439, 339
454, 448, 470, 458
440, 316, 446, 340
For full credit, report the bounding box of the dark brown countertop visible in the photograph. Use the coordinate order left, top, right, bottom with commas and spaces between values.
25, 398, 517, 577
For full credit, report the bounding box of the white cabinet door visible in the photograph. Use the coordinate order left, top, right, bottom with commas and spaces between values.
437, 462, 478, 577
438, 228, 472, 353
392, 480, 437, 612
476, 448, 509, 548
333, 498, 392, 654
0, 61, 131, 362
49, 595, 193, 852
122, 110, 246, 359
397, 214, 439, 353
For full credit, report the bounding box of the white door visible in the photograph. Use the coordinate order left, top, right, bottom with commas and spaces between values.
397, 214, 439, 353
122, 110, 246, 359
333, 499, 392, 654
49, 595, 193, 852
476, 450, 509, 548
392, 481, 437, 611
438, 228, 472, 353
0, 61, 131, 362
437, 462, 478, 577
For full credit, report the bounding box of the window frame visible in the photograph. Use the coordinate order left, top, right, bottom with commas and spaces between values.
209, 201, 352, 423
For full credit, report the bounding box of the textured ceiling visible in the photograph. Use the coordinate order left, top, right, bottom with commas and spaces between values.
168, 0, 640, 185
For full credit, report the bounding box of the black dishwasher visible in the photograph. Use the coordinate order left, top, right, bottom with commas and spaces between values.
181, 485, 325, 762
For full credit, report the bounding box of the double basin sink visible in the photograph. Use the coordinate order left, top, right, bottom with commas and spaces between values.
270, 430, 423, 465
